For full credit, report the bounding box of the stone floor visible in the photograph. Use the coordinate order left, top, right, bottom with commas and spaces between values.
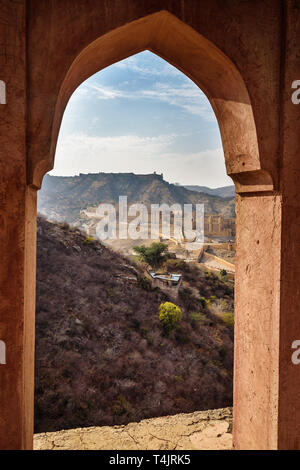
34, 407, 233, 450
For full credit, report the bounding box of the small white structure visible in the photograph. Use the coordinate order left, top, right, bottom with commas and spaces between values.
0, 340, 6, 365
149, 270, 182, 286
0, 81, 6, 104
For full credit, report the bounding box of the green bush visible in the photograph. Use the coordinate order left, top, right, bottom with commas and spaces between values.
164, 258, 186, 271
159, 302, 182, 333
138, 276, 152, 291
83, 236, 94, 245
133, 242, 168, 267
178, 287, 198, 311
199, 297, 209, 308
222, 312, 234, 327
189, 312, 207, 325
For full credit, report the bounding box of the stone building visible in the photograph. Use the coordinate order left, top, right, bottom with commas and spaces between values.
204, 214, 235, 238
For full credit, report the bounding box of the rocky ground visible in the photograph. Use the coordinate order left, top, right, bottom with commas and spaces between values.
34, 407, 233, 450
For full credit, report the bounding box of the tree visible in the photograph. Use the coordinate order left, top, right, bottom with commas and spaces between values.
159, 302, 182, 333
133, 242, 168, 267
220, 269, 227, 278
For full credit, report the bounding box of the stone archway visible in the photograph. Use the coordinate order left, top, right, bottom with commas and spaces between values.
28, 11, 276, 450
1, 0, 300, 451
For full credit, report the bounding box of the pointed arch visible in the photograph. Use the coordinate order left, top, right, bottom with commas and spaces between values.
28, 11, 273, 193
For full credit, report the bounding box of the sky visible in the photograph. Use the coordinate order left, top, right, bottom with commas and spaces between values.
51, 51, 232, 188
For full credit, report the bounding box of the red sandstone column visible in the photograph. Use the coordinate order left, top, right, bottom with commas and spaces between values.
234, 1, 300, 450
0, 1, 36, 450
277, 0, 300, 450
233, 193, 282, 449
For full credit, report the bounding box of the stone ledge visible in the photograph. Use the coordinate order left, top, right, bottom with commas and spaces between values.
34, 407, 233, 450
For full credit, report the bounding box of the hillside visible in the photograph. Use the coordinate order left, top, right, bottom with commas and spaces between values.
184, 185, 235, 199
35, 216, 234, 432
37, 173, 235, 225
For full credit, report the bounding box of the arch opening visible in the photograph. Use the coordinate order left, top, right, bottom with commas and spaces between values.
35, 50, 235, 437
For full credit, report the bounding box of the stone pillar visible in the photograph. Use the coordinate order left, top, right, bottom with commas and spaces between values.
0, 0, 36, 450
276, 0, 300, 450
233, 193, 282, 450
234, 1, 300, 449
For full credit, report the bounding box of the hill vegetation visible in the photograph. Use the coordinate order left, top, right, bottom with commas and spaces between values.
35, 216, 234, 432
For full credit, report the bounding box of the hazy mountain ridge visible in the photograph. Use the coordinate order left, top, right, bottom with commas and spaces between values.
184, 185, 235, 199
38, 173, 235, 225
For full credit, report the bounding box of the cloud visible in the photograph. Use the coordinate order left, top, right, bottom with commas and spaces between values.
88, 84, 126, 100
113, 55, 182, 77
76, 81, 214, 121
51, 133, 230, 186
140, 82, 214, 120
53, 51, 229, 186
55, 133, 175, 162
71, 51, 215, 120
